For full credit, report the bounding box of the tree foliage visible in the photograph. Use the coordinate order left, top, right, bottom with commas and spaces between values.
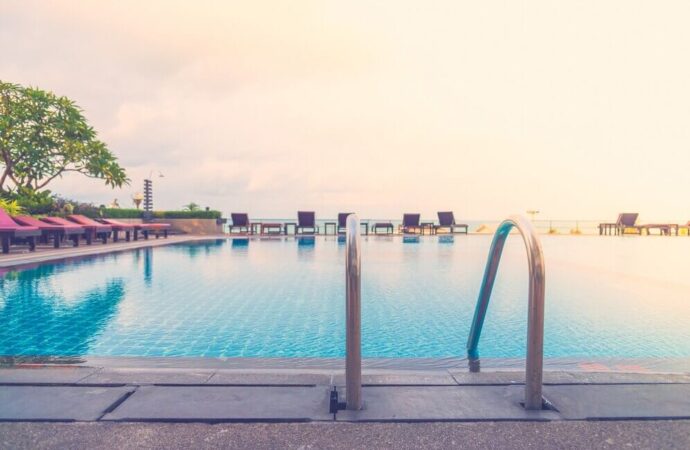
0, 81, 129, 195
182, 202, 201, 211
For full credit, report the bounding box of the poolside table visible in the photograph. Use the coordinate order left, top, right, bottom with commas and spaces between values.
283, 222, 297, 235
250, 222, 262, 235
598, 222, 617, 235
372, 222, 393, 235
640, 224, 675, 236
324, 222, 337, 235
421, 222, 436, 235
261, 223, 283, 235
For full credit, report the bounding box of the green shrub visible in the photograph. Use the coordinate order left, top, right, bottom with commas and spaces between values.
102, 208, 143, 219
151, 210, 222, 219
0, 198, 23, 215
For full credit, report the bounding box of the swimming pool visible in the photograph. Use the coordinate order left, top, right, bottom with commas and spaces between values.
1, 236, 689, 360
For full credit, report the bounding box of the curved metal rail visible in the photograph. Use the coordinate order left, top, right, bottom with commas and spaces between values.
466, 215, 546, 410
345, 213, 362, 410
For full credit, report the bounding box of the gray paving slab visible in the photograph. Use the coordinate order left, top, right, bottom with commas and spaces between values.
207, 370, 332, 385
333, 370, 457, 386
449, 370, 690, 385
0, 367, 98, 384
102, 386, 333, 421
77, 368, 215, 385
544, 384, 690, 419
560, 371, 690, 384
449, 370, 575, 385
336, 385, 559, 421
0, 386, 134, 421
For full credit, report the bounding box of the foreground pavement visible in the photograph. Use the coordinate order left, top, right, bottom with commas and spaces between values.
1, 421, 690, 449
2, 367, 690, 422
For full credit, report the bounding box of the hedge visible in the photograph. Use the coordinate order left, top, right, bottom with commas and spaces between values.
102, 208, 143, 218
102, 209, 222, 219
151, 210, 222, 219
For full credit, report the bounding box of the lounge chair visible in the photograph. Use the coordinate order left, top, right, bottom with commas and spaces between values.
13, 215, 83, 248
98, 218, 156, 241
337, 213, 354, 234
617, 213, 642, 235
61, 214, 113, 245
143, 222, 170, 238
435, 211, 468, 234
0, 209, 41, 254
93, 218, 136, 242
399, 213, 422, 234
229, 213, 252, 234
598, 213, 641, 236
296, 211, 318, 235
41, 217, 96, 244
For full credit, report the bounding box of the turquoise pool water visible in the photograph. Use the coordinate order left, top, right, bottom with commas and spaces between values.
1, 236, 689, 358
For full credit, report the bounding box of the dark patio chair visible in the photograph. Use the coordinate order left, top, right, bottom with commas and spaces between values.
337, 213, 354, 234
599, 213, 641, 235
616, 213, 641, 235
296, 211, 318, 235
400, 213, 421, 234
435, 211, 468, 234
229, 213, 252, 234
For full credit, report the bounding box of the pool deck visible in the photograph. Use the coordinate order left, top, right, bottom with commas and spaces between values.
2, 365, 690, 423
0, 234, 224, 269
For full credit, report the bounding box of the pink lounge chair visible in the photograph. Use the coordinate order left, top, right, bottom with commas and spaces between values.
13, 215, 84, 248
41, 216, 106, 245
99, 218, 169, 240
143, 222, 170, 238
66, 215, 114, 244
0, 209, 41, 254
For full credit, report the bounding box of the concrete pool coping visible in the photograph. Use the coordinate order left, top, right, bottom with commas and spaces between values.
1, 360, 689, 423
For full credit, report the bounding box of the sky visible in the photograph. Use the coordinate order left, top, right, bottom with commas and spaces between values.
1, 1, 689, 221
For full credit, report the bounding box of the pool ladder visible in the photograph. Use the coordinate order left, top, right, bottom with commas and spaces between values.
340, 214, 546, 412
467, 215, 546, 410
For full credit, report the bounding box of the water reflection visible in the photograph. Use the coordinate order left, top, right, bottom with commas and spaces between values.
297, 236, 316, 247
179, 239, 227, 259
402, 236, 420, 244
0, 265, 125, 356
438, 235, 455, 244
296, 236, 315, 261
231, 238, 249, 248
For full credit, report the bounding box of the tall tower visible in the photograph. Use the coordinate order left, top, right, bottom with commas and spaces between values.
143, 179, 153, 219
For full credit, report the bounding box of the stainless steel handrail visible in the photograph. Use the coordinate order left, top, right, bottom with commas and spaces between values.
466, 215, 546, 410
345, 213, 362, 410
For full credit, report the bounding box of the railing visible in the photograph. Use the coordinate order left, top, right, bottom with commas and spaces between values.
345, 214, 363, 410
466, 215, 546, 410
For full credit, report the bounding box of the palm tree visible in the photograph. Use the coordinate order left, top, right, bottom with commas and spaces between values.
182, 202, 201, 212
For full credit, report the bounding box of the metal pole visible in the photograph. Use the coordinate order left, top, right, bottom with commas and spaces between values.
345, 214, 362, 410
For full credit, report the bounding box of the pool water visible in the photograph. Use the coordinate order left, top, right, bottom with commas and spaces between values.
1, 236, 689, 359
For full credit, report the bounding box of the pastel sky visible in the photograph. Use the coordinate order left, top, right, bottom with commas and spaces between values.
2, 1, 689, 221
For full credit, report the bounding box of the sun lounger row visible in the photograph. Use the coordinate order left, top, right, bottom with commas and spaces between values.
598, 213, 690, 236
228, 211, 469, 236
0, 209, 171, 254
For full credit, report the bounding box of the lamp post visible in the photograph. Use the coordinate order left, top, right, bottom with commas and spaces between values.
132, 192, 144, 209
